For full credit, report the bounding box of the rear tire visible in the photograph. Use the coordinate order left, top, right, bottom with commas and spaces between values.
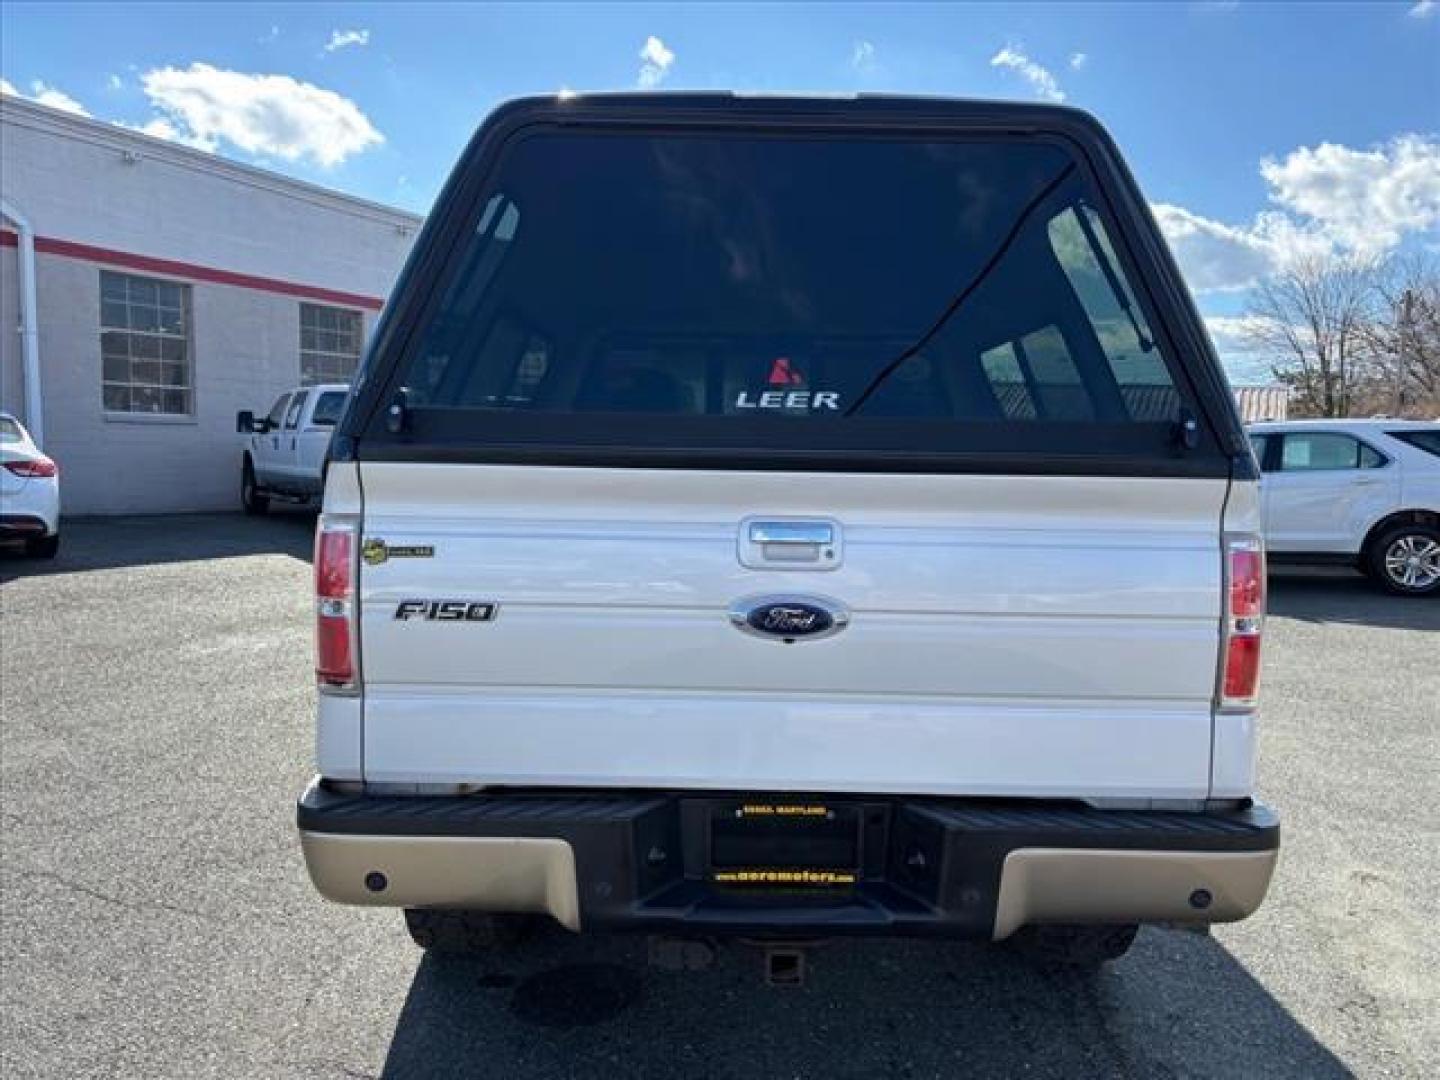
403, 908, 545, 954
1007, 923, 1139, 970
24, 532, 59, 559
1364, 523, 1440, 597
241, 458, 270, 516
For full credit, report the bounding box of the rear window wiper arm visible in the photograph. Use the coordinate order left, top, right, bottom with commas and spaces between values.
845, 164, 1077, 417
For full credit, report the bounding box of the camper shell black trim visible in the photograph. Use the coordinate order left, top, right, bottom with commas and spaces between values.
334, 94, 1254, 481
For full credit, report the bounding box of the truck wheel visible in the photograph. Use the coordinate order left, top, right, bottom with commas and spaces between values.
403, 908, 544, 954
1007, 923, 1139, 970
241, 458, 270, 516
25, 533, 60, 559
1364, 523, 1440, 597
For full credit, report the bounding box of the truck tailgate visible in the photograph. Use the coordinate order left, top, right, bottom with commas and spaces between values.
357, 464, 1224, 799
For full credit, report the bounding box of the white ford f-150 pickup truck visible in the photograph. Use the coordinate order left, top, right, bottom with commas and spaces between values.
236, 383, 350, 513
297, 94, 1280, 970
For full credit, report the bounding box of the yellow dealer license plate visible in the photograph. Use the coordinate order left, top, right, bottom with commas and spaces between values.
709, 802, 860, 887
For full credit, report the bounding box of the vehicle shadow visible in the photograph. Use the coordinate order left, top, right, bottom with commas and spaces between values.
380, 927, 1351, 1079
1268, 569, 1440, 632
0, 511, 314, 581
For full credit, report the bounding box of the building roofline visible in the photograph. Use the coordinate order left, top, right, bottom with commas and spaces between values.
0, 94, 424, 228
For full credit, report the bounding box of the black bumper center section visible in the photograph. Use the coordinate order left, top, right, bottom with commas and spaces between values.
297, 783, 1279, 938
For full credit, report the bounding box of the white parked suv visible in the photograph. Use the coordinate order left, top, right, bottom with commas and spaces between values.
236, 384, 349, 513
1248, 419, 1440, 596
296, 95, 1280, 971
0, 412, 60, 558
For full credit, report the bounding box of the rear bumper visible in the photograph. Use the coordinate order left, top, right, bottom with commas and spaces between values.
296, 779, 1279, 940
0, 514, 53, 537
0, 478, 59, 536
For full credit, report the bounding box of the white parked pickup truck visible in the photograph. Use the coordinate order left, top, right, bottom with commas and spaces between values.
296, 95, 1280, 972
236, 384, 349, 513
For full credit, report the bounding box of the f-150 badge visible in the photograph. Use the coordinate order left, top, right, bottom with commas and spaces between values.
394, 600, 498, 622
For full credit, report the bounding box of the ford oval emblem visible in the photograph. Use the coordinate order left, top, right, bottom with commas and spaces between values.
730, 595, 850, 642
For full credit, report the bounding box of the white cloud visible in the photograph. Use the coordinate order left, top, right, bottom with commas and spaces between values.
119, 116, 218, 153
1203, 315, 1284, 357
1154, 134, 1440, 293
1248, 210, 1337, 266
138, 63, 383, 167
990, 46, 1065, 103
1152, 203, 1277, 292
107, 74, 124, 92
1153, 202, 1334, 292
1409, 1, 1435, 18
5, 79, 92, 116
852, 40, 877, 72
1205, 314, 1283, 348
1069, 52, 1087, 70
1259, 135, 1440, 255
324, 28, 370, 53
1203, 315, 1284, 382
2, 77, 91, 116
637, 36, 675, 89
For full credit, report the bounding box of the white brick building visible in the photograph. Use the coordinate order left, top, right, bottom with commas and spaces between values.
1, 96, 420, 514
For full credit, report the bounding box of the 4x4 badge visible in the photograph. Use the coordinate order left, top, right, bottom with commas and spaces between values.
362, 538, 434, 566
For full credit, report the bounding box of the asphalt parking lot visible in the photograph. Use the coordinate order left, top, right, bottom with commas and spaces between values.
2, 515, 1437, 1079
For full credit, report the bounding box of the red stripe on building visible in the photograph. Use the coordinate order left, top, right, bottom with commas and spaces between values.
1, 230, 386, 311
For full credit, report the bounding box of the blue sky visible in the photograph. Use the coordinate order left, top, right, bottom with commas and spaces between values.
3, 1, 1438, 378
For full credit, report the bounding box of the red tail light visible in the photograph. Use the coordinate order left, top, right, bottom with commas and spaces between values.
315, 517, 358, 691
1220, 535, 1265, 707
4, 456, 57, 478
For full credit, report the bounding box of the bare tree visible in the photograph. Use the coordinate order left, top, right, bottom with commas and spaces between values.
1362, 254, 1440, 416
1244, 255, 1378, 418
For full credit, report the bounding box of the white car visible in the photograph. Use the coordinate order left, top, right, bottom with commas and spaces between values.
236, 384, 349, 513
0, 412, 60, 558
1248, 419, 1440, 596
296, 95, 1280, 973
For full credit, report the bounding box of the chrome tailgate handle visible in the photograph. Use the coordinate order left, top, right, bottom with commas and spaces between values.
739, 518, 842, 570
749, 522, 834, 546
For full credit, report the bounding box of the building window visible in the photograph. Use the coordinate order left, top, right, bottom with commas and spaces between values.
100, 271, 193, 415
300, 303, 363, 385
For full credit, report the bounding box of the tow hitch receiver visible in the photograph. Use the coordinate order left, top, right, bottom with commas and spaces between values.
763, 944, 808, 987
649, 936, 813, 986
